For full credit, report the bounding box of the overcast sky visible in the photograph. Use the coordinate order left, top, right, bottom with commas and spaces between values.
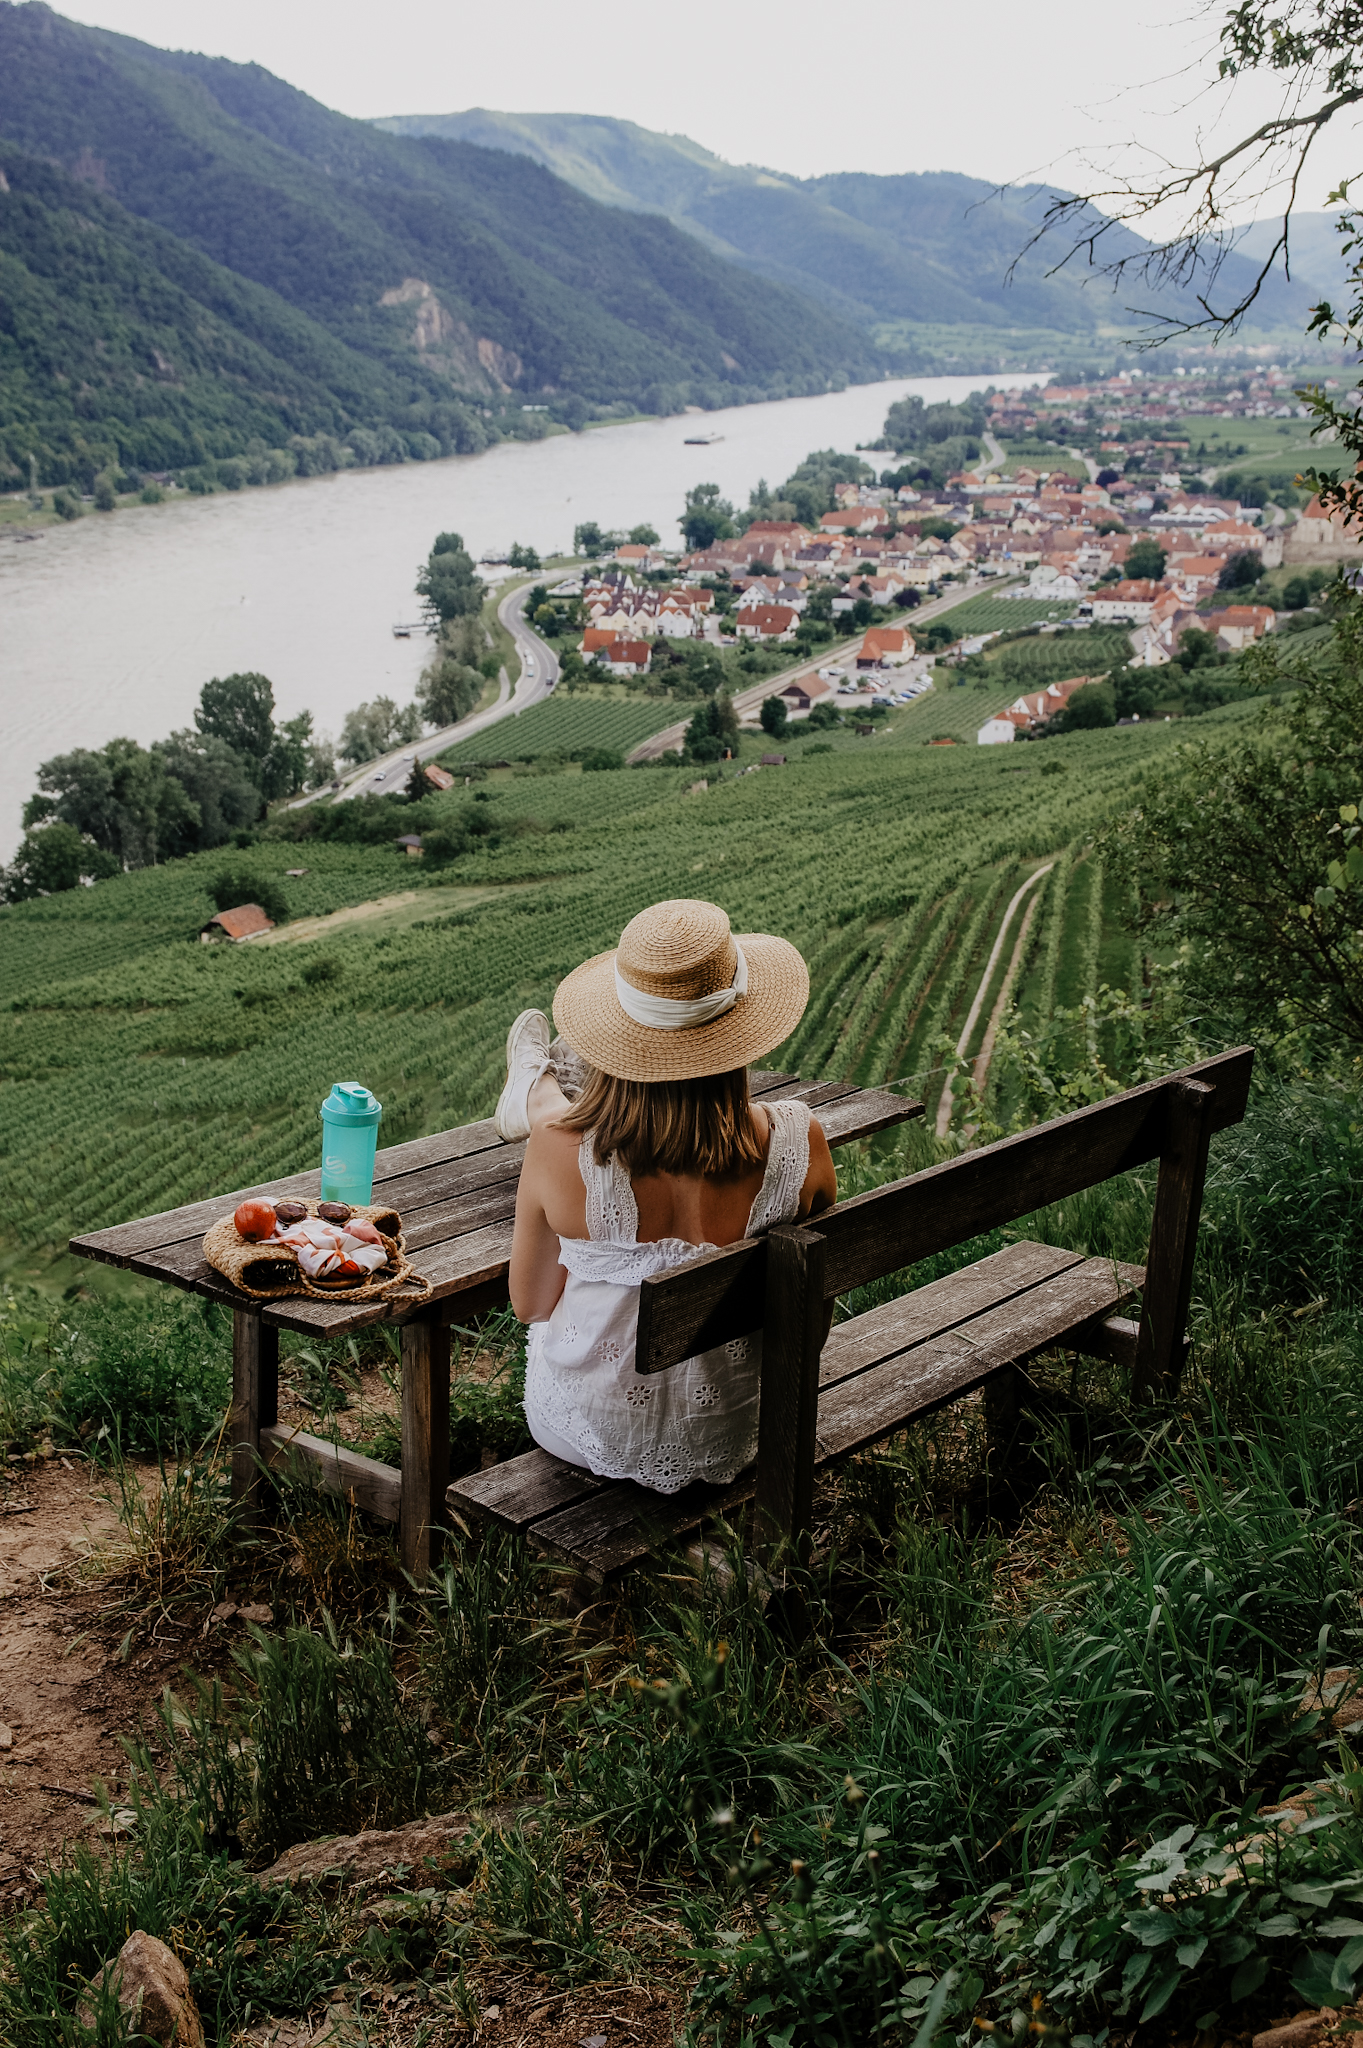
52, 0, 1363, 222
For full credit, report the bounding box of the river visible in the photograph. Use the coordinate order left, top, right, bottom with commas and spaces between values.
0, 373, 1041, 854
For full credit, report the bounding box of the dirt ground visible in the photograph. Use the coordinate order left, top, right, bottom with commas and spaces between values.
0, 1454, 178, 1896
0, 1448, 686, 2045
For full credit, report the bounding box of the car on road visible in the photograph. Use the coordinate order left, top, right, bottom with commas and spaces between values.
373, 770, 386, 783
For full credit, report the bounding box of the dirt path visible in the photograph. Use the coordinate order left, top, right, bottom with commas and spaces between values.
0, 1460, 172, 1902
935, 862, 1054, 1138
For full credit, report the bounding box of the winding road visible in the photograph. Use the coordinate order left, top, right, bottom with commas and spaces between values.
307, 580, 559, 804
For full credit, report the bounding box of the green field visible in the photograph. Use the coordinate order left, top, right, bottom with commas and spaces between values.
438, 693, 681, 764
1, 716, 1238, 1268
935, 595, 1081, 635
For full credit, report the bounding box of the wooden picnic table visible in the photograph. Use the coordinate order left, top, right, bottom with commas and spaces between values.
69, 1073, 921, 1572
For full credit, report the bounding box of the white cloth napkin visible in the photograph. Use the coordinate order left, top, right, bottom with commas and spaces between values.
276, 1217, 388, 1281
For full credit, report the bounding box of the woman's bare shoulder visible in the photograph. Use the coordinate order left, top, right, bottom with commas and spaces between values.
522, 1116, 585, 1184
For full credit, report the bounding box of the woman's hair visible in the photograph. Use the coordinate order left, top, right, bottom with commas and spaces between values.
558, 1065, 766, 1178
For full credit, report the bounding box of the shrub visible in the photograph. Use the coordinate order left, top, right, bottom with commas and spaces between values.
580, 746, 625, 771
207, 868, 290, 924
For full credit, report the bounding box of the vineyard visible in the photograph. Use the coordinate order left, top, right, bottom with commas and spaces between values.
931, 594, 1084, 634
0, 710, 1264, 1257
437, 694, 679, 764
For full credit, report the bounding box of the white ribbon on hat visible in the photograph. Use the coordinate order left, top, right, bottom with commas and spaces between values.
614, 942, 749, 1030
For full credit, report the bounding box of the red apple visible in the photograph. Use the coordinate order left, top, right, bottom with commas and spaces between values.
234, 1198, 277, 1241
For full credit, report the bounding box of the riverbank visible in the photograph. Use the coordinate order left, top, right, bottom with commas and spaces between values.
0, 372, 1041, 854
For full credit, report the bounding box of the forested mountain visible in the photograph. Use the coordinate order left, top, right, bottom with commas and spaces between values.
0, 3, 880, 489
378, 110, 1315, 339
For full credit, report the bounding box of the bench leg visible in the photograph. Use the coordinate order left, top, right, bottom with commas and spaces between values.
230, 1310, 278, 1529
982, 1365, 1021, 1464
400, 1314, 450, 1577
753, 1224, 827, 1578
1134, 1077, 1215, 1400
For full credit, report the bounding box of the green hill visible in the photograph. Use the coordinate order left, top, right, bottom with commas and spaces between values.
376, 110, 1315, 348
0, 4, 881, 488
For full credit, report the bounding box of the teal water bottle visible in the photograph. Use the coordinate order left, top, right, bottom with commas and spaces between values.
319, 1083, 383, 1204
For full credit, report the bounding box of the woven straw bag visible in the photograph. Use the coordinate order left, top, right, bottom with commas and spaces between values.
202, 1199, 431, 1304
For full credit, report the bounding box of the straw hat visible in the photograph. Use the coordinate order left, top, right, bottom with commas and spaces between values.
552, 900, 809, 1082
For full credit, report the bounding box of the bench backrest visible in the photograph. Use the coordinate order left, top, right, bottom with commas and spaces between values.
635, 1045, 1254, 1377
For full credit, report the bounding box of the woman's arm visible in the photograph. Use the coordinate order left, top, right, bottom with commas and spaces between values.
799, 1117, 838, 1222
509, 1124, 571, 1323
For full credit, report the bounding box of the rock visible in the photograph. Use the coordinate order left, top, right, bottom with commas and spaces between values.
237, 1603, 273, 1625
0, 1723, 12, 1749
209, 1602, 237, 1624
1299, 1667, 1363, 1732
77, 1930, 204, 2046
256, 1803, 523, 1890
1254, 2014, 1333, 2048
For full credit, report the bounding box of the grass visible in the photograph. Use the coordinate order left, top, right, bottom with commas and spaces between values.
1, 1058, 1361, 2042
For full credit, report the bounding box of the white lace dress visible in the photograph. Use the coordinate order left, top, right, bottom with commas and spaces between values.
522, 1100, 813, 1494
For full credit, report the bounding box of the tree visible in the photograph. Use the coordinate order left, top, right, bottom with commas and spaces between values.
1101, 616, 1363, 1051
573, 521, 606, 557
508, 541, 541, 571
339, 698, 422, 763
581, 746, 625, 771
3, 822, 118, 901
154, 730, 261, 848
1058, 681, 1116, 730
681, 484, 736, 552
628, 524, 660, 546
417, 657, 482, 727
195, 673, 276, 772
1218, 550, 1262, 590
23, 737, 199, 868
416, 532, 485, 629
262, 711, 314, 800
760, 695, 790, 738
406, 757, 429, 802
208, 869, 289, 925
1124, 537, 1168, 582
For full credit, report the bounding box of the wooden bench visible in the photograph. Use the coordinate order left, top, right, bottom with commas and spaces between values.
449, 1047, 1254, 1583
68, 1072, 918, 1573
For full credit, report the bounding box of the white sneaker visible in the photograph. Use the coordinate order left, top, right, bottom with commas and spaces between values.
494, 1009, 552, 1141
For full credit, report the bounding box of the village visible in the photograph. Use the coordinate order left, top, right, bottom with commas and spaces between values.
545, 370, 1362, 747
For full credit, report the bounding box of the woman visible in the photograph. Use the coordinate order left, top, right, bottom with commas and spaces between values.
498, 899, 836, 1495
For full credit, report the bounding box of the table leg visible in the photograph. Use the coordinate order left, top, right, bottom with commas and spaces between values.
400, 1315, 450, 1577
231, 1311, 278, 1528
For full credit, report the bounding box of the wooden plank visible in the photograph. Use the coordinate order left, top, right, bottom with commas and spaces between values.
814, 1256, 1144, 1460
1134, 1078, 1214, 1398
818, 1241, 1087, 1389
524, 1469, 756, 1580
814, 1087, 922, 1145
447, 1448, 610, 1532
400, 1316, 450, 1575
67, 1074, 869, 1275
753, 1226, 825, 1567
634, 1048, 1252, 1374
230, 1312, 277, 1528
68, 1117, 512, 1268
260, 1426, 402, 1523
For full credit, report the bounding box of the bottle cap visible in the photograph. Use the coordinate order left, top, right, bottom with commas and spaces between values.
319, 1082, 382, 1126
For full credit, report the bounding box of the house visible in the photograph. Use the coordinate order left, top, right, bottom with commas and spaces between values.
1090, 579, 1162, 623
1283, 494, 1363, 563
779, 676, 836, 713
856, 626, 916, 668
422, 764, 455, 791
396, 835, 424, 859
760, 753, 787, 766
1213, 604, 1276, 649
199, 904, 274, 944
977, 716, 1018, 745
745, 521, 810, 542
819, 509, 880, 536
596, 637, 652, 676
734, 602, 799, 642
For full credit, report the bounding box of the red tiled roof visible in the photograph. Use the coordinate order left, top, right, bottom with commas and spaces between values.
203, 904, 273, 941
